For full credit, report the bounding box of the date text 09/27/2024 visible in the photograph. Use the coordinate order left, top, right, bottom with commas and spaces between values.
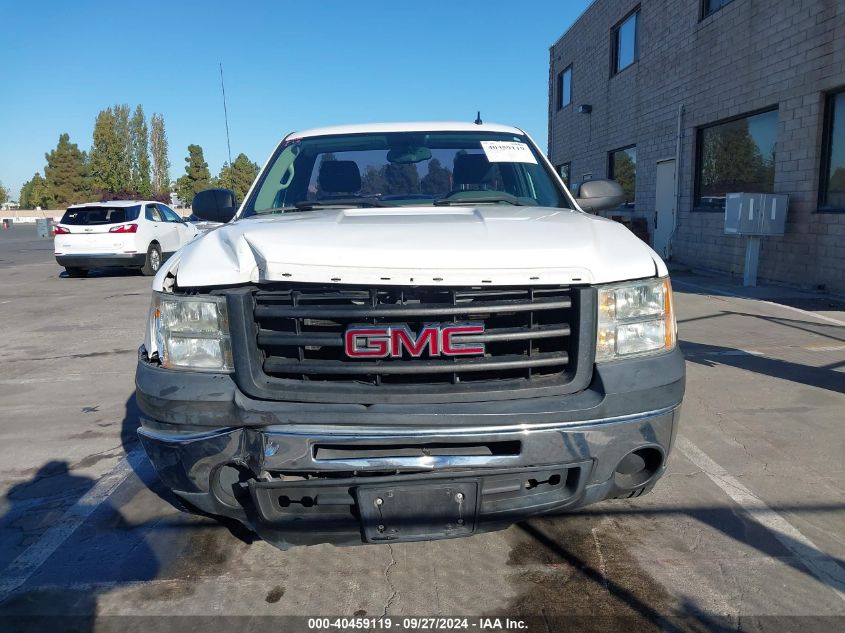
306, 617, 528, 630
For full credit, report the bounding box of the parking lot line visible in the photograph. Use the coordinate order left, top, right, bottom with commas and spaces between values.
0, 449, 145, 601
673, 279, 845, 327
676, 436, 845, 603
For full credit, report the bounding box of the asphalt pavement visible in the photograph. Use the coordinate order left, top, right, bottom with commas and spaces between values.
0, 224, 843, 632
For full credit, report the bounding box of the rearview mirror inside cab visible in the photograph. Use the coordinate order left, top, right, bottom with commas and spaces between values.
191, 188, 238, 223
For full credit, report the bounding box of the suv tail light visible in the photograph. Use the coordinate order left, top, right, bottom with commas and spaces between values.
54, 226, 70, 234
110, 223, 138, 233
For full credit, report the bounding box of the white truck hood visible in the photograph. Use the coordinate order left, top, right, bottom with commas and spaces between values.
166, 206, 665, 289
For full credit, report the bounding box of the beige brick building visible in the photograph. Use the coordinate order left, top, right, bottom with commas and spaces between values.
549, 0, 845, 292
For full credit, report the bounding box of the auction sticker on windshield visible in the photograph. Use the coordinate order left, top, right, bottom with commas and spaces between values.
480, 140, 537, 164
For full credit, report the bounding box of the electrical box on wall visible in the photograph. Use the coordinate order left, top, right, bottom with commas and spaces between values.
724, 193, 788, 236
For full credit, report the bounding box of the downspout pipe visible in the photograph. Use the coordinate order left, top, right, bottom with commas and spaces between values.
669, 104, 685, 260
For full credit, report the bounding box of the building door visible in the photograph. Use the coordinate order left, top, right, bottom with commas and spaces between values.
654, 159, 676, 259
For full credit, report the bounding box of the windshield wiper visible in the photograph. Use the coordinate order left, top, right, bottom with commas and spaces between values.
251, 198, 389, 215
252, 205, 300, 216
294, 198, 388, 210
433, 194, 528, 207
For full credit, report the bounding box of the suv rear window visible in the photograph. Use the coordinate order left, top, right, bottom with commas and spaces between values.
60, 205, 141, 225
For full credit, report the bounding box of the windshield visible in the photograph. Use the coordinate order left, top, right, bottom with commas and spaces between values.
60, 205, 141, 225
242, 131, 571, 216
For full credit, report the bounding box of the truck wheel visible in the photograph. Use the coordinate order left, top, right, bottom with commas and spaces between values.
65, 267, 88, 278
141, 243, 162, 276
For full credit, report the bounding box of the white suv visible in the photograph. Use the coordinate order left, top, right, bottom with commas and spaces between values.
54, 200, 200, 277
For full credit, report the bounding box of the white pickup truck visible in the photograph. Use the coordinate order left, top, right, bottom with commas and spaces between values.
135, 122, 684, 549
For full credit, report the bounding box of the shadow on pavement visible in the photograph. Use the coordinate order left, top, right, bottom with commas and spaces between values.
678, 309, 845, 344
508, 499, 845, 631
681, 340, 845, 394
58, 268, 143, 279
0, 394, 252, 631
0, 461, 158, 633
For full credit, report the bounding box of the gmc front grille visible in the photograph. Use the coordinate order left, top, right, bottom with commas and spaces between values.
225, 284, 596, 404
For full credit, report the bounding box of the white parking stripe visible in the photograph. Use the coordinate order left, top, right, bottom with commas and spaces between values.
0, 450, 145, 600
676, 436, 845, 603
673, 279, 845, 327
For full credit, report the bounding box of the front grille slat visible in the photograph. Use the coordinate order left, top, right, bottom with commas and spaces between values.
258, 331, 343, 347
254, 298, 571, 320
264, 352, 569, 376
257, 324, 571, 348
252, 283, 578, 388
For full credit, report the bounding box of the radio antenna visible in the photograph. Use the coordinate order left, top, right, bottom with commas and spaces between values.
474, 111, 483, 125
219, 63, 233, 187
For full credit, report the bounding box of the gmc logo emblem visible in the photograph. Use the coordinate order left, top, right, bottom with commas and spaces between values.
344, 323, 486, 359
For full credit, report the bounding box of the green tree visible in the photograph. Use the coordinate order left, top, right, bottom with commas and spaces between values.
361, 166, 387, 196
420, 159, 452, 195
700, 120, 773, 197
175, 144, 211, 206
19, 173, 52, 209
112, 104, 132, 190
383, 163, 419, 195
19, 178, 33, 208
0, 180, 8, 205
150, 113, 170, 195
130, 105, 152, 196
612, 151, 636, 204
90, 108, 123, 192
44, 133, 89, 205
90, 105, 133, 195
216, 153, 259, 201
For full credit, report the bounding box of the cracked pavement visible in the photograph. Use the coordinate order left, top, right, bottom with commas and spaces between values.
0, 225, 843, 631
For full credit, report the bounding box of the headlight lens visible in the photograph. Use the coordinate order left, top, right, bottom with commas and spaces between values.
152, 292, 233, 371
596, 277, 676, 362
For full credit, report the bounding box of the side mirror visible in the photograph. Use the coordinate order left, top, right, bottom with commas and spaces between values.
574, 179, 625, 213
191, 188, 237, 223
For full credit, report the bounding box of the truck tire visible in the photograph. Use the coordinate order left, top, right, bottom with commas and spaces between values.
65, 267, 88, 278
141, 243, 162, 276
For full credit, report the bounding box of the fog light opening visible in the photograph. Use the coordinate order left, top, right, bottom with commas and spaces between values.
613, 447, 663, 489
211, 462, 253, 509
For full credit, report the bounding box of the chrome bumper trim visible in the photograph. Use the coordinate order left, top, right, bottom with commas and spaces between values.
260, 404, 680, 438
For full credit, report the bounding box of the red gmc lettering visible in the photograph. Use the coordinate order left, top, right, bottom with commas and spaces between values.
390, 326, 439, 357
344, 328, 390, 358
441, 325, 486, 356
344, 324, 485, 358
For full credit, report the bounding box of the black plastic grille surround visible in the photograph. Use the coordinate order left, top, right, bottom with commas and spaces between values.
224, 283, 596, 404
255, 285, 572, 383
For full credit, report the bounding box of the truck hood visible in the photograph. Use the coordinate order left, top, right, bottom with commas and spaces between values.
170, 206, 665, 288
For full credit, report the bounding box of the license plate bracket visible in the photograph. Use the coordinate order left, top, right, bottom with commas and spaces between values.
357, 481, 479, 542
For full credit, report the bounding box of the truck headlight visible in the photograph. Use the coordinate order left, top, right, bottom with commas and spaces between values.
596, 277, 676, 362
152, 292, 233, 372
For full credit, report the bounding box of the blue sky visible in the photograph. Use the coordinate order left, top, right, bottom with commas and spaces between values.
0, 0, 592, 200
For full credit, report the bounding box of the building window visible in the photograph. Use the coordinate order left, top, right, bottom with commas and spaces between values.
608, 146, 637, 207
557, 66, 572, 110
612, 9, 639, 75
695, 108, 777, 210
557, 162, 571, 187
820, 90, 845, 210
702, 0, 735, 19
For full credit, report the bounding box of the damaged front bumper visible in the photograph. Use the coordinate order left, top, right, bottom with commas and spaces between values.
138, 408, 679, 548
135, 347, 684, 549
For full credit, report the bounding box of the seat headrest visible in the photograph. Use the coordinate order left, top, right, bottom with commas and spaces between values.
453, 153, 495, 186
319, 160, 361, 193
